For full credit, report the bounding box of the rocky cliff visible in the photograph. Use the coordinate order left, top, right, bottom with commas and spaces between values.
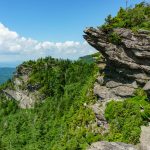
2, 64, 41, 108
84, 28, 150, 91
84, 27, 150, 150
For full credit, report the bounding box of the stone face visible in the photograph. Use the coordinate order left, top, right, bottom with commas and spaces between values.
84, 27, 150, 86
84, 27, 150, 150
87, 141, 137, 150
94, 81, 135, 101
3, 89, 36, 108
143, 80, 150, 91
140, 126, 150, 150
97, 76, 104, 86
111, 86, 135, 97
2, 65, 42, 109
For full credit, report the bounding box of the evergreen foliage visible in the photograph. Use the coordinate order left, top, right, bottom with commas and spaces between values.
0, 57, 101, 150
108, 32, 122, 45
100, 2, 150, 32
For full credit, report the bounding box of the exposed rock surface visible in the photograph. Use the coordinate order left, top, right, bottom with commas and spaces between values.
87, 141, 137, 150
84, 26, 150, 134
84, 28, 150, 87
84, 27, 150, 150
140, 126, 150, 150
3, 89, 37, 108
2, 65, 41, 108
89, 71, 138, 133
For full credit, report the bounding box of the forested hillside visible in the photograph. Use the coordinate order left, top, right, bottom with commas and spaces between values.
101, 2, 150, 32
0, 57, 101, 150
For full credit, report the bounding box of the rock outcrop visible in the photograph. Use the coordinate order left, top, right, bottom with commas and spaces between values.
2, 64, 41, 108
84, 27, 150, 150
88, 141, 137, 150
140, 125, 150, 150
84, 28, 150, 88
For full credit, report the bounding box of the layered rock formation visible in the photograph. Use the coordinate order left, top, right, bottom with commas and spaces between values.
84, 27, 150, 150
84, 27, 150, 128
140, 126, 150, 150
2, 64, 41, 108
84, 27, 150, 88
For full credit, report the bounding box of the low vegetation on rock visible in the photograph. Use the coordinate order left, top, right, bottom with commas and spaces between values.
104, 89, 150, 144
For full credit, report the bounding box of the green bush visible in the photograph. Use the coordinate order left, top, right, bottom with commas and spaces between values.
108, 32, 122, 45
100, 2, 150, 32
104, 90, 150, 144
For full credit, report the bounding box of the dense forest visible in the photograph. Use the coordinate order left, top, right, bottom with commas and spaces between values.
101, 2, 150, 32
0, 57, 101, 150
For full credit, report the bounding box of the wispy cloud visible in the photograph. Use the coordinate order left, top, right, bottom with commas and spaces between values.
0, 23, 96, 66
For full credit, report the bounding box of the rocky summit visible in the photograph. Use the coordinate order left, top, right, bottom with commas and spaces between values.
88, 141, 137, 150
84, 27, 150, 95
84, 27, 150, 150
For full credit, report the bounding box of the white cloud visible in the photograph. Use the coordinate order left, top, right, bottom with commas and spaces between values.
0, 23, 96, 66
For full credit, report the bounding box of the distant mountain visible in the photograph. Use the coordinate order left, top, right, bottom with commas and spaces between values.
0, 68, 15, 84
79, 52, 101, 64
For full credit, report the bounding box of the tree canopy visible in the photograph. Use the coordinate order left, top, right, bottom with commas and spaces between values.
100, 2, 150, 32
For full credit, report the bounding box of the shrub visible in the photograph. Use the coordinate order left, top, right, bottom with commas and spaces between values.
100, 2, 150, 31
108, 32, 122, 45
104, 90, 150, 144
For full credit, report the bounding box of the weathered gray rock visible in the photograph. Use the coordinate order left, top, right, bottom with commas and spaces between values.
111, 86, 135, 97
140, 126, 150, 150
87, 141, 137, 150
2, 65, 41, 109
3, 89, 37, 108
105, 80, 123, 88
132, 81, 138, 89
143, 80, 150, 91
84, 27, 150, 150
97, 76, 104, 86
84, 27, 150, 87
94, 81, 135, 100
93, 83, 116, 100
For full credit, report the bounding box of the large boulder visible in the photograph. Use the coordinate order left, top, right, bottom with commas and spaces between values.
87, 141, 137, 150
140, 126, 150, 150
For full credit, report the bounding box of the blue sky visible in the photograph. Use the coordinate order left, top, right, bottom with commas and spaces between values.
0, 0, 147, 67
